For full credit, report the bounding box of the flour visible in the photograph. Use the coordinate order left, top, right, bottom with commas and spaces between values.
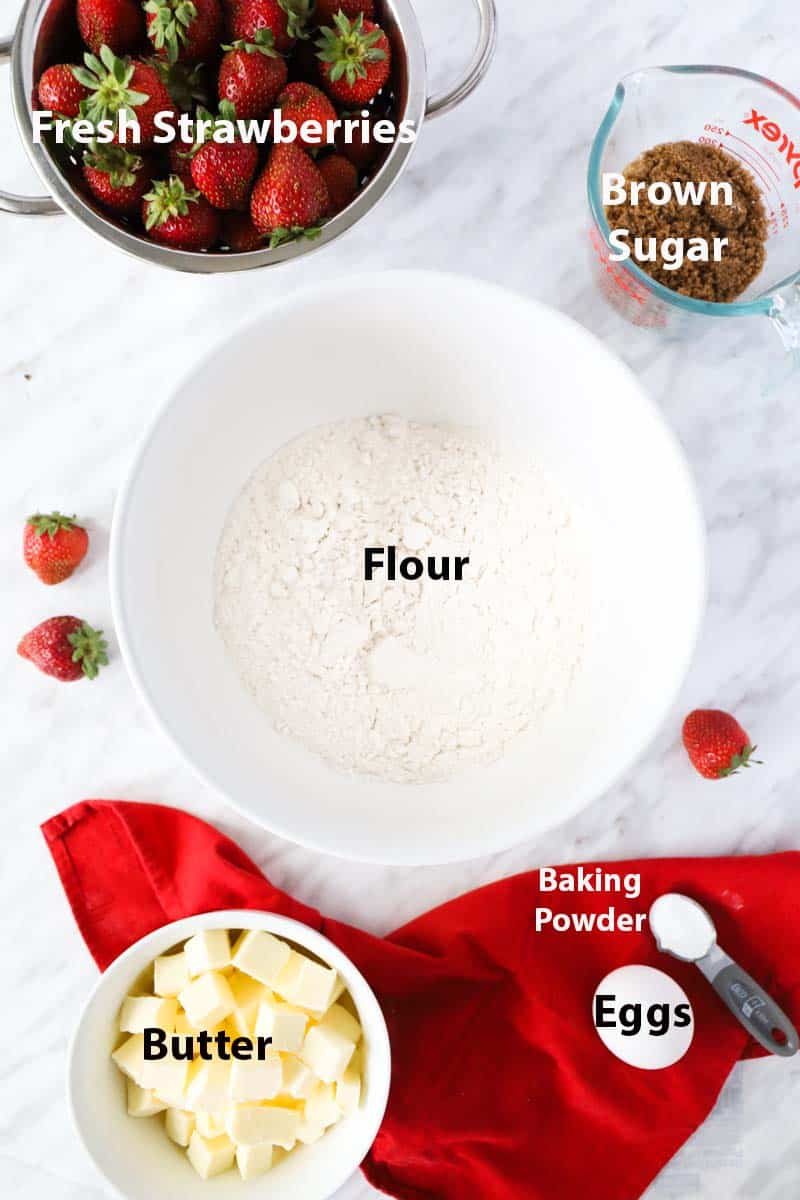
214, 415, 589, 784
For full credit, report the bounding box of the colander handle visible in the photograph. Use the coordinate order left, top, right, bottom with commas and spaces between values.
0, 34, 62, 215
426, 0, 497, 119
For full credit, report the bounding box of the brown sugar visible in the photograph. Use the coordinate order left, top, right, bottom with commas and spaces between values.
605, 141, 768, 302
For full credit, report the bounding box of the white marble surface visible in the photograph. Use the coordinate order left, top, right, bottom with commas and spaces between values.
2, 0, 800, 1196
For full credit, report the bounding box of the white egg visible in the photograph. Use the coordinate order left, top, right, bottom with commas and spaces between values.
592, 964, 694, 1070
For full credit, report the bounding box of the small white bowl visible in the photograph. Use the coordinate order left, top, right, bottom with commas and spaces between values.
68, 911, 391, 1200
110, 270, 707, 864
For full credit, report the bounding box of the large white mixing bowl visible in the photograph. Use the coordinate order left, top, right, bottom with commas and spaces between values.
110, 271, 706, 864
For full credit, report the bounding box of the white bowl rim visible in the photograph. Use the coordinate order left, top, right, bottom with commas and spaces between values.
67, 909, 392, 1200
109, 268, 709, 865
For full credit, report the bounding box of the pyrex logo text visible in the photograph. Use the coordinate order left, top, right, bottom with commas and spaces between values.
744, 109, 800, 188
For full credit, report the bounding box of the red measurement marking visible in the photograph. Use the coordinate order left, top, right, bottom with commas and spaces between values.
589, 228, 647, 303
726, 131, 781, 181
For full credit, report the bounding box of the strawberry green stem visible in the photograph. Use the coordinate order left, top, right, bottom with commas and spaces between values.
144, 0, 199, 64
28, 511, 77, 537
143, 175, 200, 229
315, 12, 386, 85
72, 45, 149, 126
67, 622, 109, 680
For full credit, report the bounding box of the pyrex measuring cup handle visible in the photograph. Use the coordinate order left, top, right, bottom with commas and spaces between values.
0, 34, 61, 215
425, 0, 497, 120
700, 950, 798, 1057
769, 284, 800, 358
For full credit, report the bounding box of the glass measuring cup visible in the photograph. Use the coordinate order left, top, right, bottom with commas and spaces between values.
588, 66, 800, 353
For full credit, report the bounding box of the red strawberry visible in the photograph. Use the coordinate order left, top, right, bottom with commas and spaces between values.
37, 65, 90, 118
23, 512, 89, 585
218, 36, 288, 119
83, 143, 154, 213
77, 0, 144, 55
314, 0, 374, 25
144, 0, 224, 65
334, 109, 379, 169
143, 175, 222, 248
17, 616, 108, 681
316, 12, 390, 105
232, 0, 312, 54
682, 709, 762, 780
189, 105, 259, 209
318, 152, 358, 214
74, 47, 177, 147
250, 142, 328, 244
223, 210, 265, 250
277, 81, 337, 148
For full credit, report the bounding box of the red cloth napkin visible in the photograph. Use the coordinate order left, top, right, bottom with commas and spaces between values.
43, 800, 800, 1200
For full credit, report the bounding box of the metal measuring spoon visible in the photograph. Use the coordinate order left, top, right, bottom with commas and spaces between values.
649, 893, 798, 1057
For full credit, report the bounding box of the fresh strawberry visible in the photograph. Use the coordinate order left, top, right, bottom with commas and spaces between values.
314, 0, 374, 25
318, 152, 358, 214
23, 512, 89, 585
37, 65, 90, 118
83, 143, 154, 212
144, 0, 224, 65
143, 175, 222, 248
189, 103, 259, 209
276, 81, 336, 148
682, 709, 762, 780
316, 12, 390, 105
77, 0, 144, 55
334, 109, 379, 168
74, 47, 177, 147
250, 142, 328, 243
17, 616, 108, 681
223, 209, 265, 250
231, 0, 313, 54
218, 33, 288, 119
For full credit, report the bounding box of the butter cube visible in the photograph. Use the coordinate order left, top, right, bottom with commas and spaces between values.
275, 951, 340, 1014
229, 1051, 283, 1101
229, 971, 271, 1036
112, 1035, 147, 1086
236, 1142, 274, 1180
336, 1065, 361, 1115
187, 1131, 235, 1179
165, 1108, 195, 1147
126, 1079, 166, 1117
301, 1023, 356, 1083
305, 1081, 341, 1129
225, 1102, 300, 1149
296, 1118, 326, 1145
119, 995, 177, 1035
184, 1057, 232, 1114
174, 1010, 196, 1040
179, 971, 235, 1029
280, 1053, 317, 1100
196, 1110, 227, 1138
144, 1054, 190, 1107
318, 1003, 361, 1045
255, 999, 308, 1053
185, 930, 231, 977
231, 930, 291, 988
154, 952, 191, 997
